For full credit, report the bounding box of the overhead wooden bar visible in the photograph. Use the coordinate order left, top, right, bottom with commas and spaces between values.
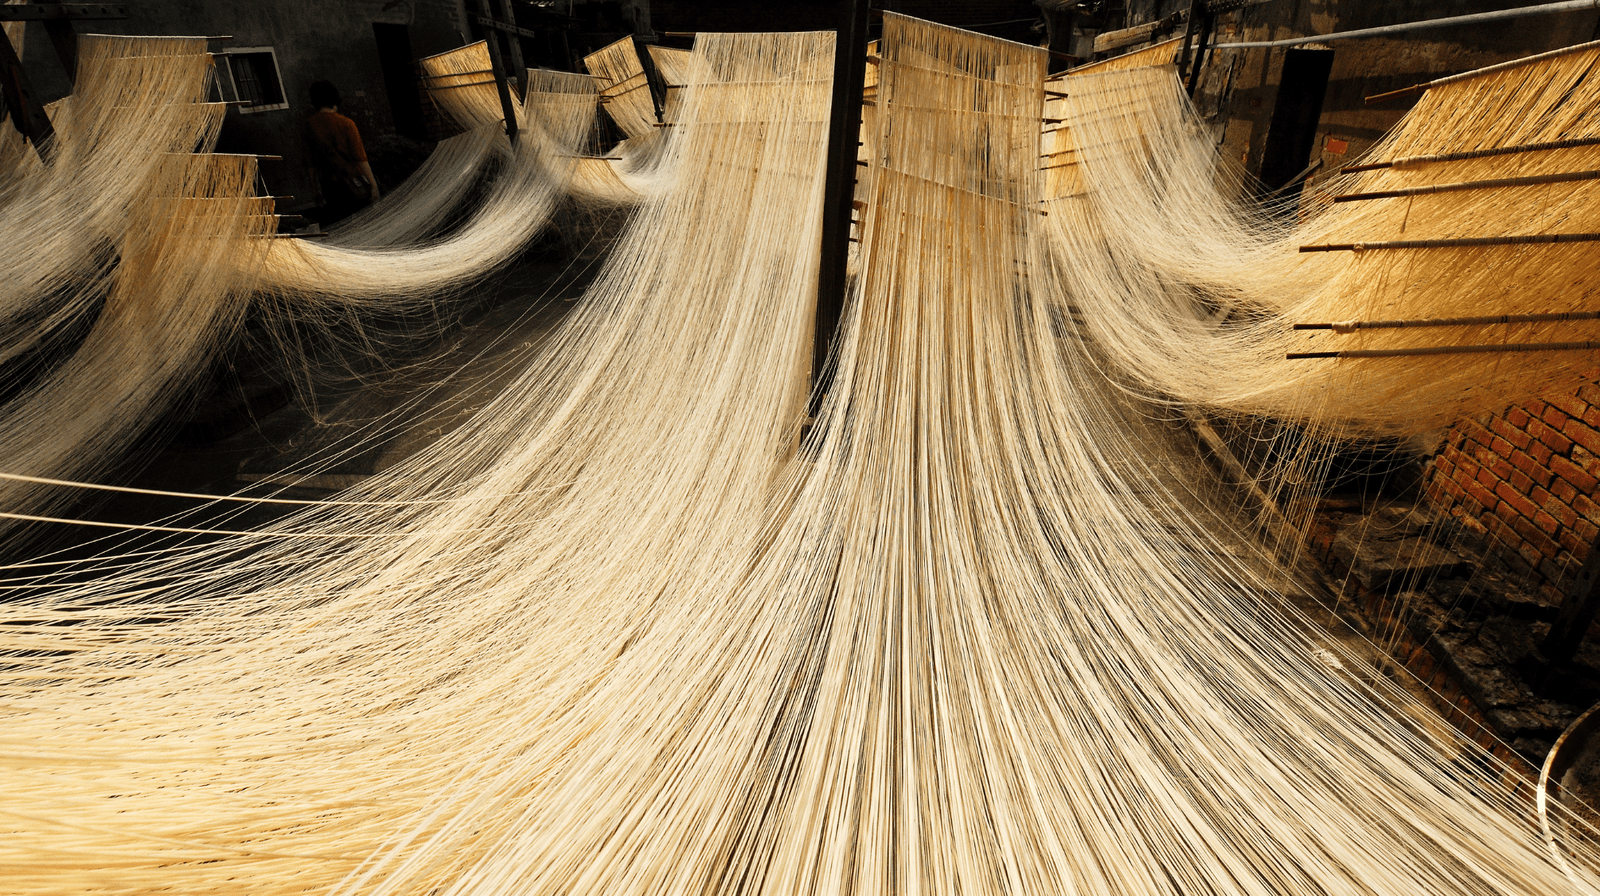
1343, 136, 1600, 173
1332, 168, 1600, 203
1300, 232, 1600, 252
1294, 310, 1600, 331
1288, 340, 1600, 360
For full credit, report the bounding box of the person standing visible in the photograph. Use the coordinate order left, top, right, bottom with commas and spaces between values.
303, 80, 380, 226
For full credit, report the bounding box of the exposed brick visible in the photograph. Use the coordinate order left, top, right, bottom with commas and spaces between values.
1465, 422, 1494, 450
1508, 467, 1535, 494
1487, 514, 1524, 553
1530, 417, 1575, 455
1509, 450, 1553, 488
1529, 399, 1550, 417
1570, 421, 1600, 459
1577, 518, 1600, 552
1513, 515, 1561, 559
1539, 487, 1579, 529
1491, 457, 1515, 481
1552, 476, 1578, 504
1427, 478, 1460, 506
1507, 406, 1533, 428
1515, 538, 1544, 568
1497, 481, 1541, 521
1490, 435, 1517, 459
1490, 417, 1533, 451
1549, 392, 1589, 421
1578, 382, 1600, 406
1561, 528, 1589, 555
1586, 406, 1600, 430
1548, 406, 1574, 435
1576, 494, 1600, 524
1530, 440, 1555, 466
1576, 445, 1600, 475
1534, 508, 1561, 536
1552, 454, 1600, 494
1464, 479, 1499, 511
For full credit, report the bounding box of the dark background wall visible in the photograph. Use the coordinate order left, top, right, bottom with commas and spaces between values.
1189, 0, 1600, 200
16, 0, 470, 205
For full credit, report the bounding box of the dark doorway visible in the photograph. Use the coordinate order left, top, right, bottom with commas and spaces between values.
373, 23, 424, 140
1258, 47, 1333, 203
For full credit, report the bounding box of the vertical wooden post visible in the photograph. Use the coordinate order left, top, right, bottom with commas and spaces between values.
1186, 6, 1216, 97
42, 17, 77, 80
810, 0, 872, 417
0, 20, 53, 161
475, 0, 519, 143
1177, 0, 1203, 81
495, 0, 526, 80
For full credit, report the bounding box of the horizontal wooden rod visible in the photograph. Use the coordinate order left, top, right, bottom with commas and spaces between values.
1289, 340, 1600, 360
163, 152, 283, 161
426, 79, 498, 90
1301, 232, 1600, 252
1332, 168, 1600, 202
419, 68, 495, 80
1294, 310, 1600, 331
1343, 136, 1600, 173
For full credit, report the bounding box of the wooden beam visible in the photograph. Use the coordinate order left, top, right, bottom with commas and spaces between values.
810, 0, 871, 419
1094, 10, 1185, 54
472, 1, 519, 143
0, 19, 53, 159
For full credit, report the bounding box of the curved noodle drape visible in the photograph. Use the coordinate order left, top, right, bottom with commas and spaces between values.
4, 16, 1600, 896
1041, 46, 1600, 435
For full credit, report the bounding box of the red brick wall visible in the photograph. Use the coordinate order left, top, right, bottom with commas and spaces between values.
1426, 367, 1600, 595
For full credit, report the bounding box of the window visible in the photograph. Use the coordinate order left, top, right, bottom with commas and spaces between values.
217, 48, 288, 113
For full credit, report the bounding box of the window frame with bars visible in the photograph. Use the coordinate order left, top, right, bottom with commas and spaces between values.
216, 47, 289, 113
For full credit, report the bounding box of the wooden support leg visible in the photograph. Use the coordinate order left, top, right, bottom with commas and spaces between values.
0, 20, 53, 161
809, 0, 871, 419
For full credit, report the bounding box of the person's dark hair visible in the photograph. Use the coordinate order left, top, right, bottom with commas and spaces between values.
308, 80, 341, 109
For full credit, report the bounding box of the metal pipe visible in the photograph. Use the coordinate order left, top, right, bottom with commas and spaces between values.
1209, 0, 1600, 50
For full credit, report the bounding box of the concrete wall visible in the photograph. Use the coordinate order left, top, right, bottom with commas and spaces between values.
16, 0, 472, 206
